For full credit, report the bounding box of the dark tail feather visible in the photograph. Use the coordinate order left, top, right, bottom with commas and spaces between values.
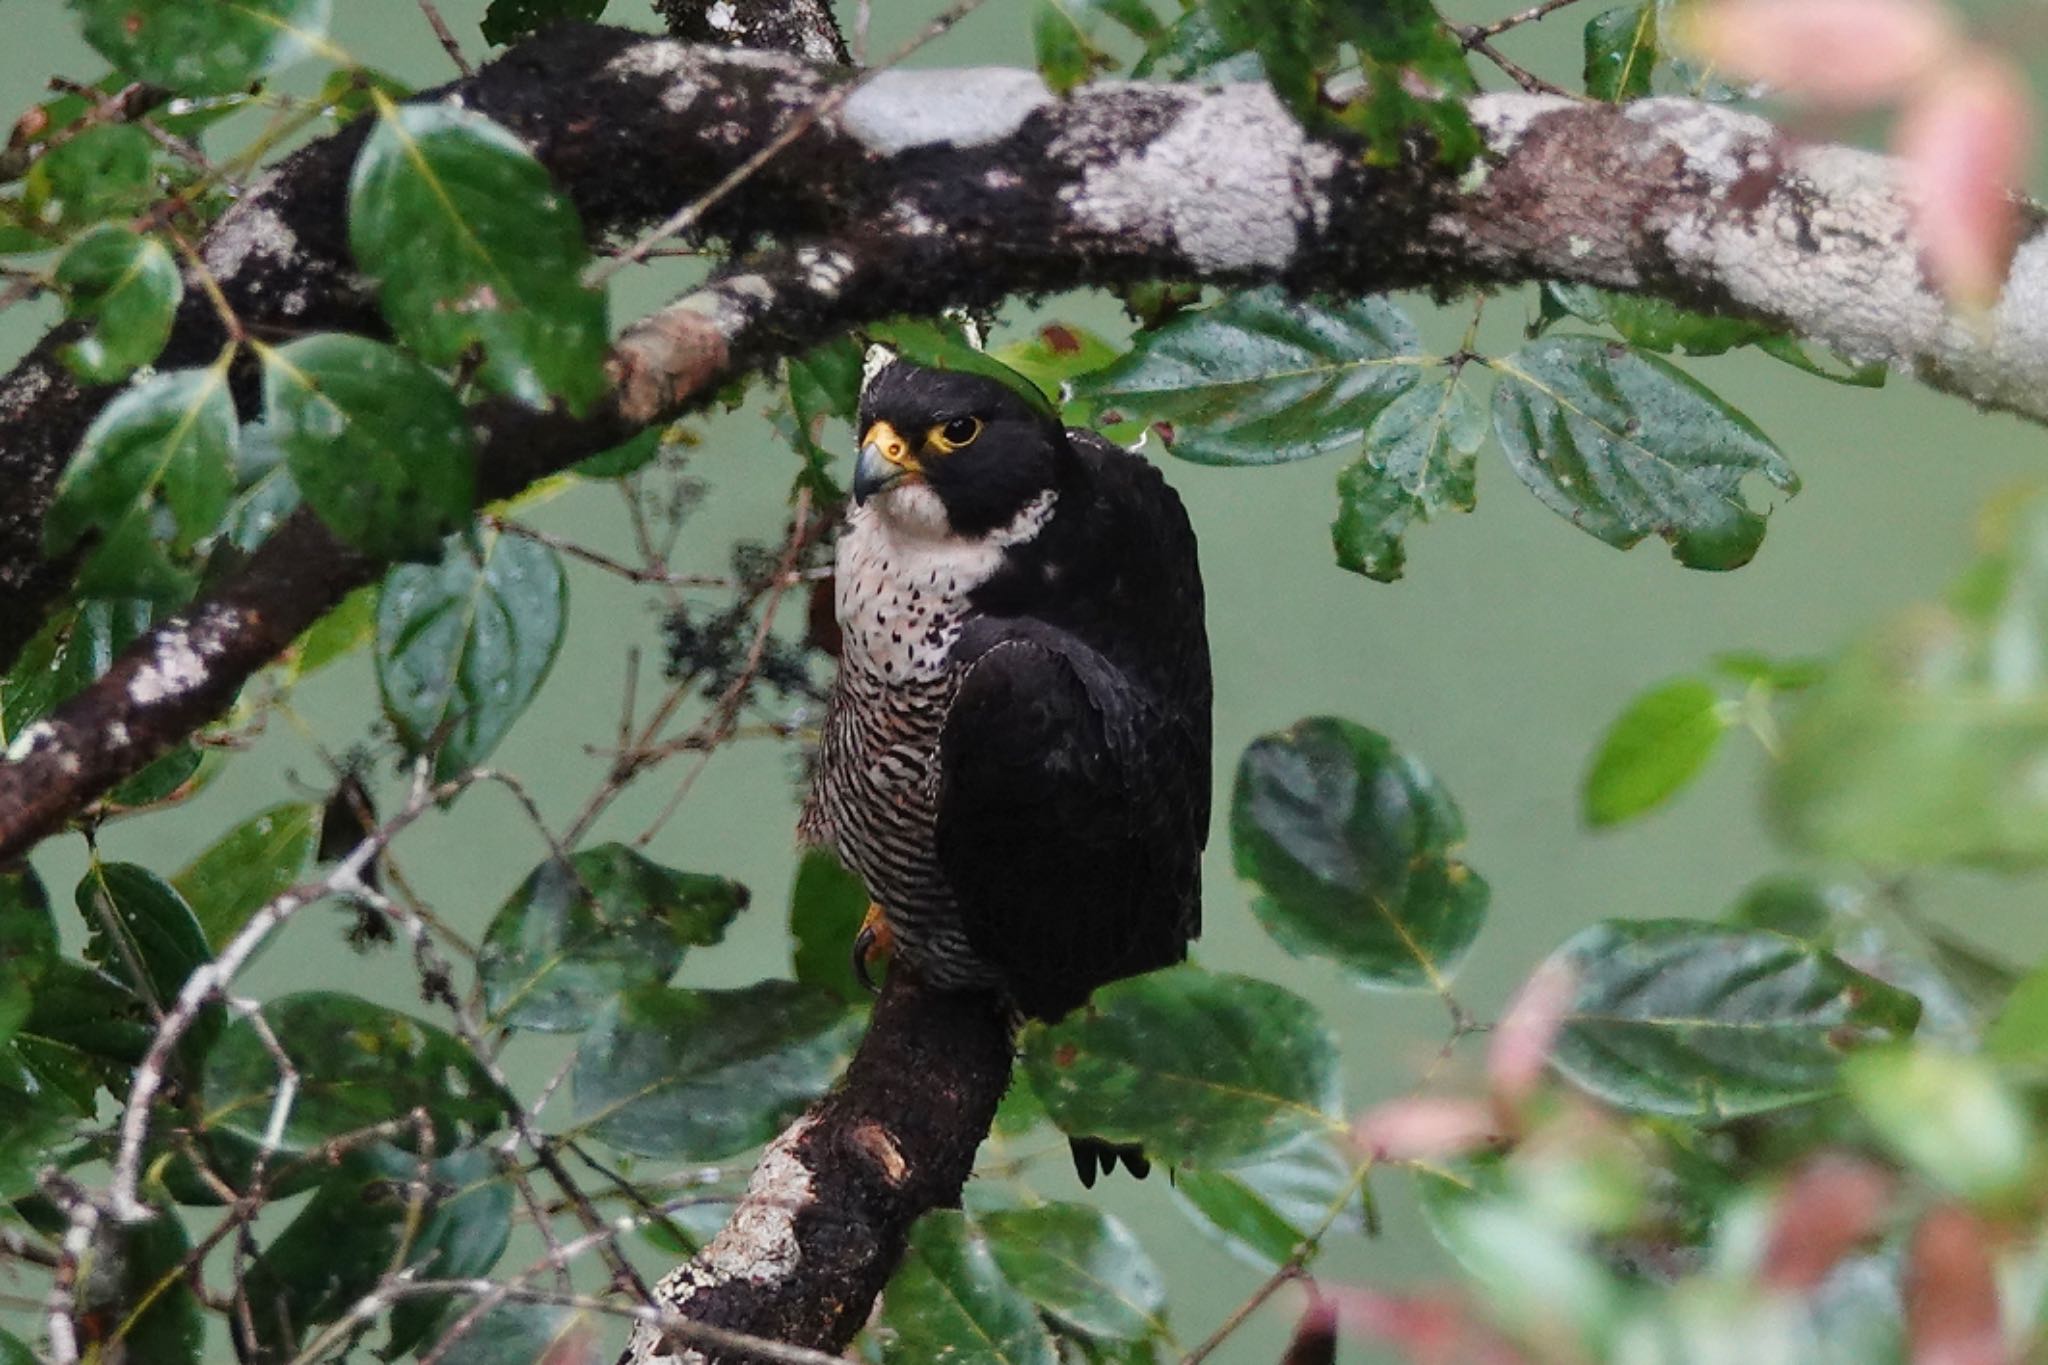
1069, 1137, 1151, 1188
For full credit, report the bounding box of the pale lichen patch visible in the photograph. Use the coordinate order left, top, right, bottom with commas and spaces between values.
4, 720, 55, 763
203, 194, 296, 282
128, 627, 210, 706
842, 67, 1050, 156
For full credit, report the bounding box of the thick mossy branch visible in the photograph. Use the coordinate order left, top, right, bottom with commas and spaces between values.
623, 974, 1014, 1364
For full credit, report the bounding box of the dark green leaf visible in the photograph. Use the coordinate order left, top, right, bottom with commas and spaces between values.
76, 861, 210, 1016
479, 843, 747, 1032
420, 1301, 596, 1365
1491, 337, 1797, 569
1133, 9, 1265, 82
571, 981, 858, 1158
1172, 1133, 1359, 1268
1076, 289, 1424, 466
11, 958, 151, 1112
45, 366, 236, 599
55, 226, 182, 382
0, 1329, 32, 1365
1582, 677, 1729, 827
73, 1208, 203, 1365
1584, 3, 1658, 101
264, 333, 477, 560
0, 869, 56, 1051
1545, 919, 1921, 1120
241, 1144, 511, 1361
202, 992, 504, 1154
1206, 0, 1325, 109
1231, 717, 1488, 989
574, 427, 664, 480
983, 1204, 1167, 1341
481, 0, 609, 44
375, 528, 566, 779
110, 741, 204, 807
1331, 371, 1484, 581
1022, 966, 1342, 1164
883, 1211, 1057, 1365
1724, 876, 1836, 943
172, 802, 320, 949
0, 1082, 85, 1201
315, 65, 415, 126
784, 338, 864, 494
72, 0, 328, 94
350, 100, 608, 412
868, 319, 1059, 421
1542, 283, 1771, 356
789, 849, 870, 1004
1, 598, 152, 738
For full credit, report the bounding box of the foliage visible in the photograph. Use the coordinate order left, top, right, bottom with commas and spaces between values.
3, 1, 2046, 1363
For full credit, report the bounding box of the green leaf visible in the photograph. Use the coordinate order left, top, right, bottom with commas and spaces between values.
883, 1211, 1058, 1365
289, 585, 375, 678
1132, 8, 1265, 82
1035, 1, 1104, 94
994, 322, 1123, 400
76, 861, 211, 1016
1544, 919, 1921, 1120
1770, 507, 2048, 865
1755, 333, 1889, 387
263, 333, 477, 560
1021, 966, 1342, 1164
45, 366, 237, 599
0, 1329, 32, 1365
349, 100, 608, 412
24, 124, 155, 228
479, 843, 747, 1032
1231, 717, 1488, 990
1074, 289, 1424, 466
571, 981, 858, 1159
983, 1204, 1167, 1341
10, 958, 151, 1112
241, 1144, 512, 1361
1846, 1047, 2030, 1201
202, 992, 504, 1154
1723, 876, 1836, 943
1988, 958, 2048, 1066
1542, 283, 1771, 357
375, 528, 567, 779
1205, 0, 1325, 112
72, 1207, 203, 1365
1332, 372, 1484, 581
784, 338, 864, 495
789, 848, 870, 1004
1, 599, 151, 740
480, 0, 609, 45
422, 1301, 596, 1365
72, 0, 329, 95
172, 802, 320, 949
1172, 1133, 1360, 1269
1582, 677, 1730, 827
0, 870, 57, 1052
55, 226, 182, 382
1584, 3, 1658, 101
867, 318, 1059, 421
1490, 337, 1798, 570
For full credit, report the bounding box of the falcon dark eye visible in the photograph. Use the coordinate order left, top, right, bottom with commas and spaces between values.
930, 416, 983, 452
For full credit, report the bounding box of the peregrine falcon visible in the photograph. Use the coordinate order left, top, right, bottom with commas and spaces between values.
798, 356, 1211, 1179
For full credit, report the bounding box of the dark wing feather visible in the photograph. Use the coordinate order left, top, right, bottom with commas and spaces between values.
936, 616, 1198, 1019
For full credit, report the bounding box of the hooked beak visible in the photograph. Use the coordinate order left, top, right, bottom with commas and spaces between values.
853, 421, 919, 504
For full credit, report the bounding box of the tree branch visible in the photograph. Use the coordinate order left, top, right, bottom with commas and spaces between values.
621, 974, 1014, 1364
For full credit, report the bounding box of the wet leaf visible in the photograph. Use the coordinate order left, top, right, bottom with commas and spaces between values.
1331, 372, 1484, 582
350, 100, 608, 411
375, 528, 566, 779
1545, 919, 1921, 1120
264, 334, 476, 560
1232, 717, 1488, 989
73, 0, 330, 95
983, 1203, 1167, 1341
1491, 337, 1797, 569
1171, 1134, 1359, 1269
479, 843, 747, 1032
76, 861, 210, 1017
1022, 966, 1342, 1164
571, 981, 857, 1159
55, 225, 181, 382
1585, 3, 1658, 101
883, 1211, 1057, 1365
1075, 289, 1424, 466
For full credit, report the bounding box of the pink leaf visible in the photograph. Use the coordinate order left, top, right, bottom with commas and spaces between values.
1759, 1154, 1894, 1292
1325, 1286, 1532, 1365
1487, 957, 1574, 1110
1906, 1206, 2006, 1365
1682, 0, 1955, 107
1896, 52, 2033, 308
1352, 1096, 1500, 1163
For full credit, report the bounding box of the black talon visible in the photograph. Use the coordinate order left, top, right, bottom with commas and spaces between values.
852, 925, 882, 994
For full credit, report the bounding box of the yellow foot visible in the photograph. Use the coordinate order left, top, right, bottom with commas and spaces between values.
852, 902, 894, 994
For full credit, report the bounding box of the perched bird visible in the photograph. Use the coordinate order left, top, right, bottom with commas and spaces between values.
798, 355, 1211, 1184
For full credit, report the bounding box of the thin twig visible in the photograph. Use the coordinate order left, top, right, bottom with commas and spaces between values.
1461, 0, 1588, 41
416, 0, 475, 77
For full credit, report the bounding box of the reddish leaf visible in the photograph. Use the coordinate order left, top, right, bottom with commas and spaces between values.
1487, 957, 1574, 1111
1279, 1283, 1338, 1365
1897, 52, 2032, 308
1681, 0, 1954, 107
1352, 1097, 1500, 1163
1759, 1154, 1893, 1292
1906, 1206, 2005, 1365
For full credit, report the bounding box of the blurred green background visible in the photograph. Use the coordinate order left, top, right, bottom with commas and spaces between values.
7, 1, 2048, 1359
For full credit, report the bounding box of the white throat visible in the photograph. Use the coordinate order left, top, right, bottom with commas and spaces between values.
835, 488, 1056, 682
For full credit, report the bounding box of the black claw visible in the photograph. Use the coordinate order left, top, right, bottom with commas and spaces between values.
851, 926, 882, 994
1070, 1138, 1100, 1189
1120, 1149, 1152, 1180
1070, 1136, 1151, 1188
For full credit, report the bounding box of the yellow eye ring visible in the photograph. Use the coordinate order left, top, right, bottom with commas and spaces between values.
928, 416, 983, 453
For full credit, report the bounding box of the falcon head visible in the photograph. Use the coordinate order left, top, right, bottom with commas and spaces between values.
853, 360, 1064, 539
